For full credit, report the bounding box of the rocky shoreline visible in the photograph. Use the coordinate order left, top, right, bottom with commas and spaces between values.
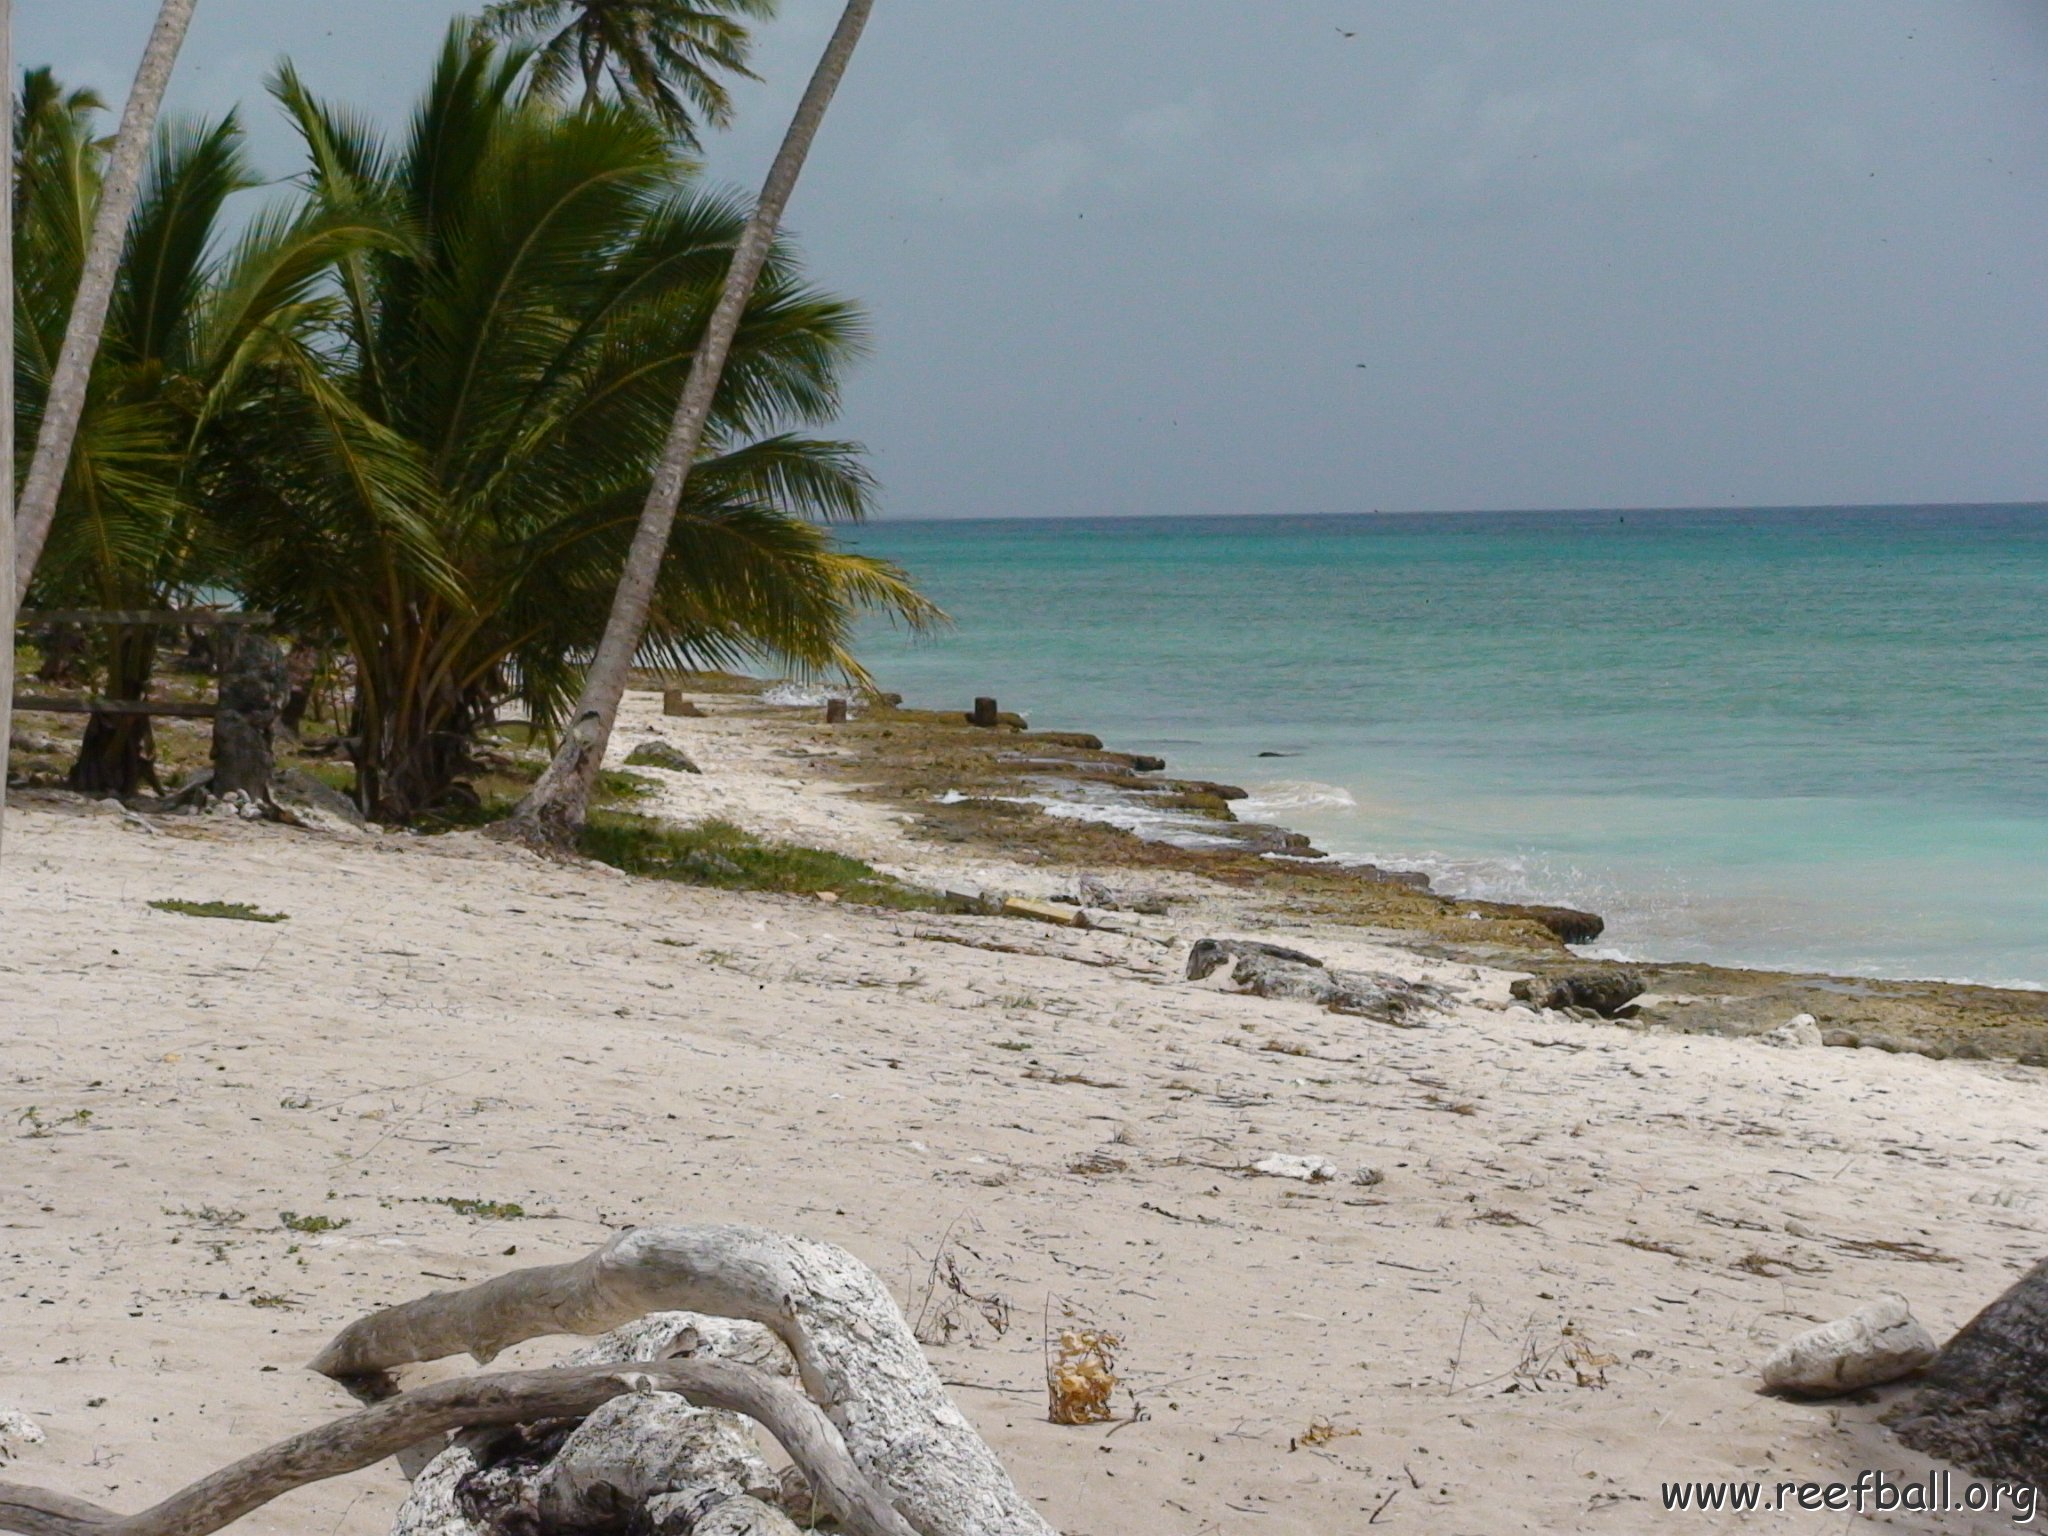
674, 675, 2048, 1066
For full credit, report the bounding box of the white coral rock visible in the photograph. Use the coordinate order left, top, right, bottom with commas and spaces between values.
1249, 1154, 1338, 1183
1760, 1297, 1938, 1396
1761, 1013, 1823, 1048
0, 1408, 45, 1461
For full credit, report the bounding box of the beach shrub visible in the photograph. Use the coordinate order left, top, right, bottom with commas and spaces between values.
580, 813, 946, 910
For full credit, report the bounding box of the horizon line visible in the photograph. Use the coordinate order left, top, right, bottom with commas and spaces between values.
864, 499, 2048, 527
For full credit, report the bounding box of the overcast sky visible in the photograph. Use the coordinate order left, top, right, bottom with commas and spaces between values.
26, 1, 2048, 518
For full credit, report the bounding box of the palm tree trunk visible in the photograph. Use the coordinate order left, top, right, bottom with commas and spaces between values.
1894, 1256, 2048, 1487
9, 0, 200, 608
67, 626, 162, 798
1, 0, 17, 861
500, 0, 877, 850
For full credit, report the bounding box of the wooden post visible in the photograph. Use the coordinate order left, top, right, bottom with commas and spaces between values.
662, 687, 689, 716
969, 697, 999, 728
824, 697, 848, 725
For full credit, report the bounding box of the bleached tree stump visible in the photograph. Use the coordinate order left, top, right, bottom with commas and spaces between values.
1894, 1257, 2048, 1489
314, 1225, 1058, 1536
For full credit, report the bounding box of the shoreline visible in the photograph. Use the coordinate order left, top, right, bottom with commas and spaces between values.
10, 673, 2047, 1060
623, 675, 2048, 1065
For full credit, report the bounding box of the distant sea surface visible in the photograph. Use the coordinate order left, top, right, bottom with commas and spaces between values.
846, 506, 2048, 989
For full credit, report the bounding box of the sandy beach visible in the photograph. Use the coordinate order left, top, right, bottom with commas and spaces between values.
3, 687, 2045, 1534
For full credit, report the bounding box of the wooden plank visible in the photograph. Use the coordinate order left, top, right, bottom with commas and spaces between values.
11, 696, 217, 718
16, 608, 273, 627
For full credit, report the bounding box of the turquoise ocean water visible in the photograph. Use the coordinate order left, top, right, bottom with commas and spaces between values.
846, 506, 2048, 989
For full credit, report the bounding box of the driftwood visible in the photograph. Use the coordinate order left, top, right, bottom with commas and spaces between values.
0, 1360, 907, 1536
314, 1224, 1058, 1536
388, 1312, 805, 1536
390, 1390, 790, 1536
2, 1228, 1056, 1536
1894, 1257, 2048, 1489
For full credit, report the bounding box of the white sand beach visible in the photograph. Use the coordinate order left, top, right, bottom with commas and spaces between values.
2, 691, 2044, 1534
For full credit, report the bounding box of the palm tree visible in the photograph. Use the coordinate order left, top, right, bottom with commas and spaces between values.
11, 0, 199, 609
12, 72, 399, 794
2, 0, 16, 859
480, 0, 777, 149
505, 0, 875, 849
217, 24, 931, 822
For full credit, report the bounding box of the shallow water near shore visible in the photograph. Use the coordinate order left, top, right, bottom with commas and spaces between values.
849, 505, 2048, 987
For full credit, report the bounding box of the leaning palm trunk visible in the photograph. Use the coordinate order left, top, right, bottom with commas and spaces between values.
1894, 1256, 2048, 1488
9, 0, 200, 607
1, 0, 15, 859
501, 0, 876, 851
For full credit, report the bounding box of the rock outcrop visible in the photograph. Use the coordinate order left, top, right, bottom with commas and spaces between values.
1510, 970, 1645, 1018
1187, 938, 1448, 1026
626, 740, 702, 774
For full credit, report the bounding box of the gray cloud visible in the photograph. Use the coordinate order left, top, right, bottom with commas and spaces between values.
20, 0, 2048, 518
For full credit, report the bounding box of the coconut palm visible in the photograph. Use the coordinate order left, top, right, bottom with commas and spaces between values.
216, 25, 932, 822
1, 0, 15, 858
12, 69, 400, 793
479, 0, 777, 148
507, 0, 875, 848
12, 0, 199, 608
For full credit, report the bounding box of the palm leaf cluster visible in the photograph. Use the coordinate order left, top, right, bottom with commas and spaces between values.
480, 0, 779, 148
16, 24, 935, 817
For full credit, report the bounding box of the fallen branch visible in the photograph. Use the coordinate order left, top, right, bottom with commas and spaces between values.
312, 1223, 1058, 1536
0, 1360, 910, 1536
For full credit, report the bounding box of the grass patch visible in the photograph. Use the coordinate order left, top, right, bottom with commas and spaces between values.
409, 765, 654, 834
434, 1197, 526, 1221
598, 768, 658, 800
279, 1211, 350, 1234
150, 899, 288, 924
294, 761, 357, 796
580, 813, 948, 911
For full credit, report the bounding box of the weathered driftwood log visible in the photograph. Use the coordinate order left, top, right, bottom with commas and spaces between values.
313, 1225, 1057, 1536
390, 1313, 808, 1536
0, 1361, 908, 1536
1894, 1257, 2048, 1488
686, 1498, 801, 1535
